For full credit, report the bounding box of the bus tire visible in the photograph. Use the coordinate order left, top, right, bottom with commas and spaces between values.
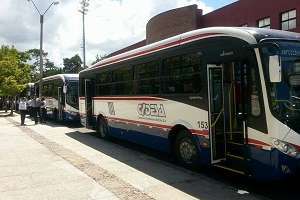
96, 117, 109, 139
175, 130, 198, 167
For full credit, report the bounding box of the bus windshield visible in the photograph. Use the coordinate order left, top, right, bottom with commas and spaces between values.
66, 81, 79, 110
261, 41, 300, 133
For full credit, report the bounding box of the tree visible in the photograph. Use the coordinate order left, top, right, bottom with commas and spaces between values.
26, 48, 47, 81
43, 59, 62, 77
63, 54, 83, 73
0, 45, 31, 114
26, 48, 61, 81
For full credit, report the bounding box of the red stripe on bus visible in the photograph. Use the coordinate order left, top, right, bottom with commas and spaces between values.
92, 33, 221, 69
107, 116, 208, 136
79, 96, 166, 101
92, 96, 166, 101
190, 129, 209, 136
248, 138, 271, 148
108, 116, 171, 129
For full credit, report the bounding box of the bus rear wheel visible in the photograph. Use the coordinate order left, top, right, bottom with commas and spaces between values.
96, 117, 109, 139
175, 130, 198, 167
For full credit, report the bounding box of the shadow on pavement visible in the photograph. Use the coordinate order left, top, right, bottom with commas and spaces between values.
66, 130, 275, 200
0, 110, 16, 117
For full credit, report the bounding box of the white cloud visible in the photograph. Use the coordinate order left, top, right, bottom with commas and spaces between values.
0, 0, 213, 67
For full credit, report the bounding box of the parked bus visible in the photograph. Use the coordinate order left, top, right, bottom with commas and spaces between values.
22, 83, 35, 97
79, 27, 300, 180
36, 74, 79, 122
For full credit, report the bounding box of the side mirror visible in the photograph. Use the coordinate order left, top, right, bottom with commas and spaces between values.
269, 55, 282, 82
63, 85, 67, 94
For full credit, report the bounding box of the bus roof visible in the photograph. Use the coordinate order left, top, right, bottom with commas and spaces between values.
81, 27, 300, 74
27, 83, 34, 87
39, 74, 79, 83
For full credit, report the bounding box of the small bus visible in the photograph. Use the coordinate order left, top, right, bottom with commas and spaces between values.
79, 27, 300, 180
36, 74, 79, 122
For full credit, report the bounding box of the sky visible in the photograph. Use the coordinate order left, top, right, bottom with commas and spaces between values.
0, 0, 236, 67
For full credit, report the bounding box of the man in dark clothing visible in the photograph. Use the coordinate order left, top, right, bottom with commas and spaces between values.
40, 97, 47, 123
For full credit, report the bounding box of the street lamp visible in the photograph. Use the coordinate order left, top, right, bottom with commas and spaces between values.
79, 0, 89, 69
27, 0, 59, 98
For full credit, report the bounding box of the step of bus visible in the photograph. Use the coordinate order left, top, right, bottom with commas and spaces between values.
213, 163, 247, 175
226, 134, 244, 144
226, 141, 246, 157
214, 156, 249, 176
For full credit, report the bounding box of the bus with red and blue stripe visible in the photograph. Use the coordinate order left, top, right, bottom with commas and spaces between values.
79, 27, 300, 180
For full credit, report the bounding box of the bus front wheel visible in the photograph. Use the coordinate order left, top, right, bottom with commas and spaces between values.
96, 117, 109, 139
175, 130, 198, 167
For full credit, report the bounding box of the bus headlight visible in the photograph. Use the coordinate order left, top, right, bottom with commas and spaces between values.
272, 139, 299, 158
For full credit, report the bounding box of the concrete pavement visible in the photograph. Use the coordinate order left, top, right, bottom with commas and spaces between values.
0, 113, 264, 200
0, 115, 118, 200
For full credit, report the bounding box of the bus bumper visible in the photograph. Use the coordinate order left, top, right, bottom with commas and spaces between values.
270, 149, 300, 178
64, 111, 80, 122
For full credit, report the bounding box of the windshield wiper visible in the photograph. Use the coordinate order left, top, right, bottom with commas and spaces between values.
291, 96, 300, 100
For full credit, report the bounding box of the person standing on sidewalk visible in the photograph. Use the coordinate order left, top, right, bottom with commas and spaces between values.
27, 98, 33, 117
31, 97, 39, 124
18, 97, 27, 126
40, 97, 47, 123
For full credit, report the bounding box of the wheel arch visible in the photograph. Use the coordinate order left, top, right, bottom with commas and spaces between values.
168, 124, 192, 154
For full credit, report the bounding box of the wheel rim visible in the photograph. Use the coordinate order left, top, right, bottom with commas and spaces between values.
179, 138, 197, 163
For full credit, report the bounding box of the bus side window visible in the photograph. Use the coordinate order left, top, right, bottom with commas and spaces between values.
162, 52, 203, 94
112, 66, 134, 95
135, 61, 160, 95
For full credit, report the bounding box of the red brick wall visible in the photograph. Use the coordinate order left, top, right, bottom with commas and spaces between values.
202, 0, 300, 33
107, 40, 146, 57
108, 0, 300, 57
146, 5, 202, 44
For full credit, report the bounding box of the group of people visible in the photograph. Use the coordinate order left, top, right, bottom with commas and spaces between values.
18, 97, 46, 126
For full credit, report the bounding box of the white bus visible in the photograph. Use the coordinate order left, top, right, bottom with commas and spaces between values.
79, 27, 300, 180
36, 74, 79, 122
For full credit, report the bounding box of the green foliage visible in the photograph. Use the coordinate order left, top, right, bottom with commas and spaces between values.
0, 45, 31, 96
26, 48, 62, 81
63, 54, 83, 73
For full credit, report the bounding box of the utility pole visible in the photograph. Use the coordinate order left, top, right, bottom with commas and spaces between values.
79, 0, 89, 69
27, 0, 59, 97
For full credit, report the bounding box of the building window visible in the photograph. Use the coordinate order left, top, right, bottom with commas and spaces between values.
258, 17, 271, 28
281, 9, 297, 31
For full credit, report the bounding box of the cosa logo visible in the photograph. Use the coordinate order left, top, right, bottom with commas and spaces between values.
137, 103, 166, 118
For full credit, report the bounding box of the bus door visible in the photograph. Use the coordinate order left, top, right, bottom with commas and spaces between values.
224, 62, 248, 146
207, 64, 226, 163
84, 79, 94, 128
57, 87, 64, 120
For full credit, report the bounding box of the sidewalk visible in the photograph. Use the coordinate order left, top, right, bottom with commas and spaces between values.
0, 113, 262, 200
0, 115, 118, 200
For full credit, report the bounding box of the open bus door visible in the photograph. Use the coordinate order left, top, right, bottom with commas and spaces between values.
84, 79, 94, 128
207, 64, 226, 163
57, 87, 64, 120
208, 62, 248, 174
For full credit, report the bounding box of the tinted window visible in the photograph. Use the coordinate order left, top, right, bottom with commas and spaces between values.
162, 52, 203, 94
135, 61, 160, 95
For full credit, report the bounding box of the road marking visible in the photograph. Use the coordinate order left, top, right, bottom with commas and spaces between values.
6, 117, 155, 200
